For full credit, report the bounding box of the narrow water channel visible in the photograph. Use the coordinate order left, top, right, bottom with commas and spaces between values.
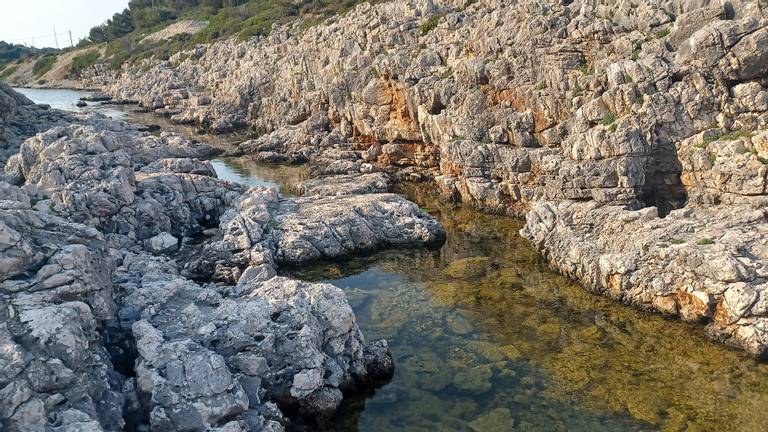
18, 88, 768, 432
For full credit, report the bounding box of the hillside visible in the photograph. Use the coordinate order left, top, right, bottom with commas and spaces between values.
2, 0, 373, 87
0, 42, 59, 82
1, 46, 106, 89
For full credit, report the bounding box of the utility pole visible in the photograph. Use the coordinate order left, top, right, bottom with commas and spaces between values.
53, 27, 59, 49
69, 31, 73, 48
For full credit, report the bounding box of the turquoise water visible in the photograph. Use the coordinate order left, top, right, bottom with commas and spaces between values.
21, 88, 768, 432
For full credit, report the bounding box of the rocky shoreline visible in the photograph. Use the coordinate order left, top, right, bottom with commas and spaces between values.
0, 83, 445, 431
76, 0, 768, 357
3, 0, 768, 429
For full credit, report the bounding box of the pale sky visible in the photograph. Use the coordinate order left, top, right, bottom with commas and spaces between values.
0, 0, 130, 48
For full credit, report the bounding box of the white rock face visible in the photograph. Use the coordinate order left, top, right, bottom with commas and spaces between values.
89, 0, 768, 357
141, 20, 208, 43
0, 83, 72, 167
522, 201, 768, 356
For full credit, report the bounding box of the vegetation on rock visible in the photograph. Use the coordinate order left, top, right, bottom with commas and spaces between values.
32, 54, 57, 77
88, 0, 374, 68
0, 64, 18, 80
70, 51, 101, 75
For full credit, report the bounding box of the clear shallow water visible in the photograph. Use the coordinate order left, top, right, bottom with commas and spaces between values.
286, 185, 768, 432
21, 88, 768, 432
211, 157, 308, 195
13, 87, 127, 119
122, 112, 310, 195
18, 89, 308, 194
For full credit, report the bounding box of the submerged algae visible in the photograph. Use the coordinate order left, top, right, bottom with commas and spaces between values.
287, 184, 768, 432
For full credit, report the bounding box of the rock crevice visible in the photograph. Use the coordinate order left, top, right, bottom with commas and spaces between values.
0, 84, 444, 430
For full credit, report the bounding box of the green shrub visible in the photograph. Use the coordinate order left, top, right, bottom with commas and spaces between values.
92, 0, 374, 68
32, 54, 57, 77
70, 51, 101, 74
655, 28, 671, 39
696, 238, 715, 245
602, 112, 617, 126
698, 129, 753, 149
579, 61, 592, 75
712, 130, 753, 142
420, 14, 443, 35
0, 64, 18, 80
194, 0, 299, 43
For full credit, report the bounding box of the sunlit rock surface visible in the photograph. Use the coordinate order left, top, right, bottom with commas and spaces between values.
93, 0, 768, 354
0, 87, 442, 430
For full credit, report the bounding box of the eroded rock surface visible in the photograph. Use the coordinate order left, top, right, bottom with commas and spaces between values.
0, 83, 72, 168
0, 86, 441, 430
90, 0, 768, 357
523, 201, 768, 356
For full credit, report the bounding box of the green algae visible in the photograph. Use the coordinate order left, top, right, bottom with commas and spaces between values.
285, 183, 768, 432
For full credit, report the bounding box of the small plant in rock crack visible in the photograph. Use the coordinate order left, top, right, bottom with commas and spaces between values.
420, 14, 444, 35
655, 28, 671, 39
264, 218, 278, 232
697, 238, 716, 245
602, 112, 617, 126
703, 129, 754, 146
579, 61, 592, 76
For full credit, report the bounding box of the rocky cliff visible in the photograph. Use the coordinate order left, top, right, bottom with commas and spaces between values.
0, 83, 445, 430
91, 0, 768, 357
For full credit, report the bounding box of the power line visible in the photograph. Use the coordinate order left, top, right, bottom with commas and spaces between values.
4, 30, 77, 48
